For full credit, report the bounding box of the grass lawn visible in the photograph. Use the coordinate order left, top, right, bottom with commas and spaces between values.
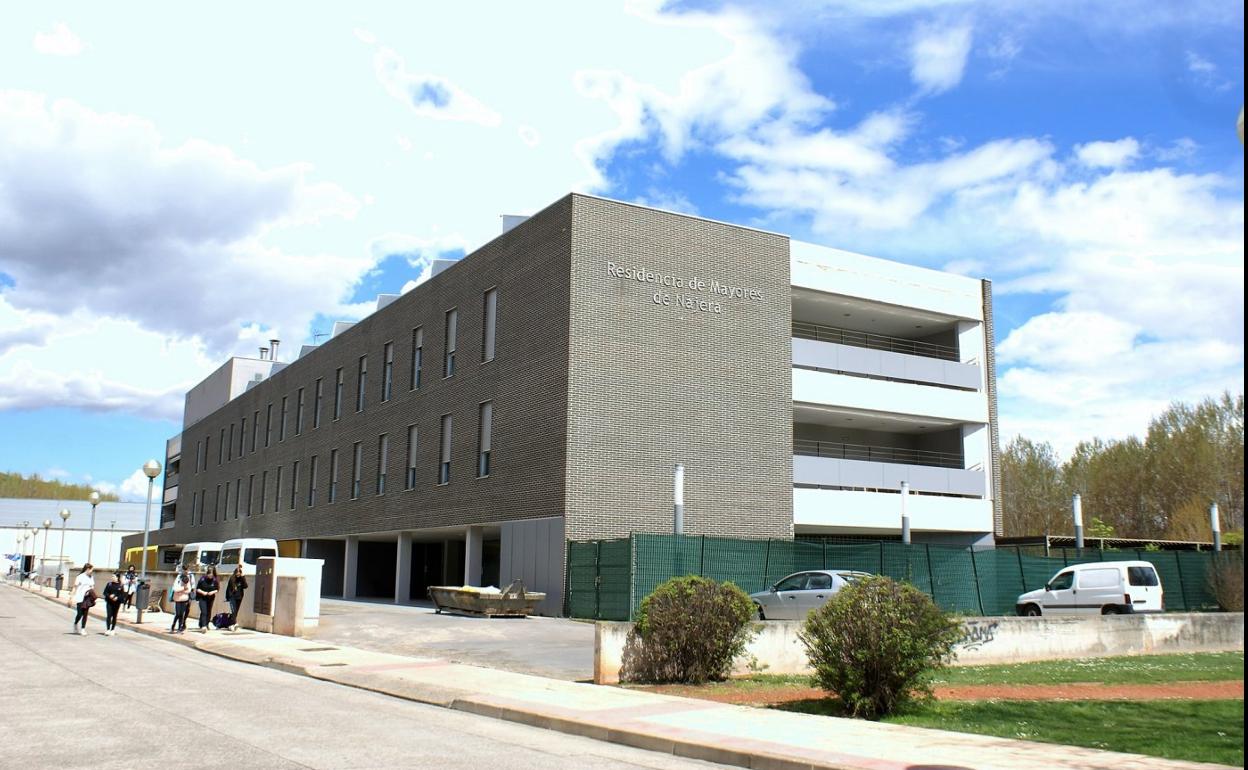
932, 651, 1244, 686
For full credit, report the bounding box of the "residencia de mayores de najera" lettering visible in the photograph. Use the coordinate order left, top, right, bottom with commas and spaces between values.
606, 261, 764, 314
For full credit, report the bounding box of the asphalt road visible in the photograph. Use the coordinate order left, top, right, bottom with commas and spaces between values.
0, 585, 728, 770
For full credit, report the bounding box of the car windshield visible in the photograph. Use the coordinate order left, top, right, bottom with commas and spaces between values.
200, 550, 220, 565
219, 548, 240, 566
775, 574, 807, 591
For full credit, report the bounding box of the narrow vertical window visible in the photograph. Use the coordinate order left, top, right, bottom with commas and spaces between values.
279, 396, 288, 441
313, 378, 323, 429
356, 356, 367, 412
377, 434, 389, 495
333, 368, 344, 419
405, 425, 418, 490
251, 410, 260, 452
225, 481, 232, 518
290, 461, 299, 510
410, 327, 423, 390
382, 342, 394, 402
195, 441, 203, 474
214, 484, 221, 522
198, 489, 206, 525
265, 404, 273, 447
239, 417, 247, 457
191, 491, 198, 523
227, 424, 234, 461
233, 478, 242, 519
482, 288, 497, 362
274, 465, 283, 513
351, 442, 363, 499
204, 435, 211, 469
260, 471, 268, 515
295, 387, 305, 435
477, 401, 493, 478
245, 475, 254, 516
328, 449, 339, 503
308, 455, 319, 506
438, 414, 453, 484
443, 308, 458, 377
218, 429, 225, 464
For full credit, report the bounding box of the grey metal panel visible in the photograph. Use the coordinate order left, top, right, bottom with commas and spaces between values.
793, 338, 981, 391
947, 469, 987, 496
839, 458, 885, 489
837, 344, 877, 375
498, 516, 565, 616
906, 464, 947, 491
792, 458, 986, 498
792, 338, 838, 370
878, 350, 908, 380
944, 361, 983, 390
903, 354, 943, 384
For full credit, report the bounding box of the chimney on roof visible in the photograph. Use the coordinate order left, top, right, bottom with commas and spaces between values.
259, 347, 269, 360
269, 339, 280, 361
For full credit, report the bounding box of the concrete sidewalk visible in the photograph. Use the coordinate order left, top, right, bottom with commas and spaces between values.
9, 580, 1235, 770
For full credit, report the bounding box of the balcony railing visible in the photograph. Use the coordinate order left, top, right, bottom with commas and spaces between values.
794, 439, 964, 469
792, 321, 959, 362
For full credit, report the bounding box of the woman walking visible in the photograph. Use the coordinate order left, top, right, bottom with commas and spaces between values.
195, 566, 220, 633
71, 563, 96, 636
102, 570, 126, 636
169, 568, 192, 634
225, 565, 248, 632
122, 565, 137, 609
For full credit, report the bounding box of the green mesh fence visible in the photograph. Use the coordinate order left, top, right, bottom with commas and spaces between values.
565, 534, 1233, 620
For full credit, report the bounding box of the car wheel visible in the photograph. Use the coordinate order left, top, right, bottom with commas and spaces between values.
755, 604, 766, 621
1101, 606, 1120, 615
1023, 604, 1041, 617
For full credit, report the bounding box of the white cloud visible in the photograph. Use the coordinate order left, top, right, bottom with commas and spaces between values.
909, 22, 973, 94
373, 48, 502, 127
33, 22, 83, 56
118, 469, 156, 502
518, 125, 541, 147
1185, 51, 1216, 74
1074, 138, 1140, 168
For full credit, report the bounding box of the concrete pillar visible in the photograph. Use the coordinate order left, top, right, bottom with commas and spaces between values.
343, 536, 359, 599
395, 532, 413, 603
464, 526, 483, 586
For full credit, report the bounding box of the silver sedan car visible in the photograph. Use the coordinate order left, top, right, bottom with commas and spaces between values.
749, 570, 872, 620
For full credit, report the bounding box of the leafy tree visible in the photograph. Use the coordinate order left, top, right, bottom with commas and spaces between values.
0, 471, 119, 502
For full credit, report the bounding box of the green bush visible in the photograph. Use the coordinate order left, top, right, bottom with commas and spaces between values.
621, 575, 755, 684
799, 575, 961, 719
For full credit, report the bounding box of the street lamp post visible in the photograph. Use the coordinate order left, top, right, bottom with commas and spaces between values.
86, 491, 101, 567
136, 460, 162, 624
108, 521, 117, 569
40, 520, 51, 585
57, 508, 70, 584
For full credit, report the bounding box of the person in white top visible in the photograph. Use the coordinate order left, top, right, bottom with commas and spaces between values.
71, 564, 96, 636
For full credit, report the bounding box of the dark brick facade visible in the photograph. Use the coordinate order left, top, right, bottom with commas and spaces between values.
144, 194, 795, 551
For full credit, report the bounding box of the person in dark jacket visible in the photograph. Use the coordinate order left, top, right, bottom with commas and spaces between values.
195, 566, 220, 633
225, 566, 248, 632
102, 571, 126, 636
169, 568, 193, 634
122, 565, 137, 609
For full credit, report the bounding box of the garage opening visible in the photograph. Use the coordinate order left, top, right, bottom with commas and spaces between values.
356, 540, 397, 599
305, 539, 345, 597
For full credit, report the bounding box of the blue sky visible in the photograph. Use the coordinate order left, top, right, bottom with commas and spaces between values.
0, 1, 1242, 499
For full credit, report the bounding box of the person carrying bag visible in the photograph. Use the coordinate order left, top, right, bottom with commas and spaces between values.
225, 566, 248, 632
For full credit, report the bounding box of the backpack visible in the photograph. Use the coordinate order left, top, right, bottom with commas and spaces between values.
212, 612, 232, 629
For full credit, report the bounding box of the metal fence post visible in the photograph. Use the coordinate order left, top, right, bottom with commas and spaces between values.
700, 534, 706, 576
969, 547, 986, 615
1171, 550, 1186, 612
762, 538, 771, 590
925, 543, 936, 599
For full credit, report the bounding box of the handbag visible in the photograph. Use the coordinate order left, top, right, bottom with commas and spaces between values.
82, 588, 98, 609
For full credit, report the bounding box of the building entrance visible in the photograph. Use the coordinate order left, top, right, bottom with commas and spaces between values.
409, 541, 443, 602
356, 540, 396, 599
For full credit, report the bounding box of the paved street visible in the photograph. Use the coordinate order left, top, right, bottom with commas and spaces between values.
0, 585, 727, 770
309, 597, 595, 681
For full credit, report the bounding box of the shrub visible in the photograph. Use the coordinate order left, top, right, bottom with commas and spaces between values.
621, 575, 755, 684
1207, 553, 1244, 612
799, 575, 961, 719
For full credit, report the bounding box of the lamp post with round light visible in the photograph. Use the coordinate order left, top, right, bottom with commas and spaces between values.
40, 520, 51, 586
86, 491, 101, 566
57, 508, 70, 575
136, 460, 162, 623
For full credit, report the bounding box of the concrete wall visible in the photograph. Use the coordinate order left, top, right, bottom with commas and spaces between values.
593, 613, 1245, 684
564, 196, 793, 541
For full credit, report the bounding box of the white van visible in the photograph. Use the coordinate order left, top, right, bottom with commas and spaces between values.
217, 538, 279, 576
1016, 561, 1163, 617
180, 542, 222, 573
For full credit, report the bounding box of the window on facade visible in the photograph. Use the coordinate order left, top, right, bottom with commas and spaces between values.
233, 479, 242, 519
443, 309, 457, 377
482, 288, 497, 362
218, 429, 225, 464
328, 449, 339, 503
274, 466, 283, 513
204, 435, 211, 470
195, 440, 203, 474
245, 475, 254, 517
251, 410, 260, 453
198, 489, 206, 525
382, 342, 394, 402
438, 414, 452, 484
308, 455, 318, 507
280, 396, 288, 441
260, 471, 268, 515
227, 424, 234, 462
377, 434, 389, 495
265, 404, 273, 447
405, 425, 418, 490
239, 417, 247, 458
333, 368, 344, 420
351, 442, 363, 499
191, 491, 198, 523
296, 387, 305, 435
290, 461, 299, 510
214, 484, 222, 522
410, 327, 423, 390
356, 356, 367, 412
313, 378, 323, 429
477, 401, 493, 478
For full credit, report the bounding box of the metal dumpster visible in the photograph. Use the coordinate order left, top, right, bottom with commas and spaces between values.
428, 580, 546, 617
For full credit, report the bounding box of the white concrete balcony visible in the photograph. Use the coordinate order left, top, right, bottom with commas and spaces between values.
792, 368, 988, 425
794, 487, 993, 534
794, 454, 985, 497
792, 336, 982, 391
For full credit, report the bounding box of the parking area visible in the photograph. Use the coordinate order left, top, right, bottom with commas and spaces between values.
305, 598, 596, 681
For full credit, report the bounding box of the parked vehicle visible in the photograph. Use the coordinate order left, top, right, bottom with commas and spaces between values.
217, 538, 279, 576
1015, 561, 1163, 617
180, 542, 222, 573
749, 570, 871, 620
